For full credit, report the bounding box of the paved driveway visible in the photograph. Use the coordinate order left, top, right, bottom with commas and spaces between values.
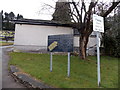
1, 46, 25, 88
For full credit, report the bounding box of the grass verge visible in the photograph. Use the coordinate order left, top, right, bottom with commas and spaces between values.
0, 41, 13, 46
9, 52, 118, 88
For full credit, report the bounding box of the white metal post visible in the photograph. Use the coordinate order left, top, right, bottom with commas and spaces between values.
86, 48, 89, 56
0, 46, 2, 89
96, 32, 101, 87
68, 52, 70, 77
50, 52, 52, 72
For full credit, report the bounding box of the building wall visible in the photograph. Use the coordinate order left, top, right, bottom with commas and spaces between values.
73, 35, 97, 55
74, 36, 79, 47
14, 24, 73, 51
14, 24, 97, 55
74, 36, 97, 47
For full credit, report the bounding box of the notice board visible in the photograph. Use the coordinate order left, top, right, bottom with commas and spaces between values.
48, 34, 73, 52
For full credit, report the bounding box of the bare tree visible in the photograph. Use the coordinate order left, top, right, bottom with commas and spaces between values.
68, 0, 120, 59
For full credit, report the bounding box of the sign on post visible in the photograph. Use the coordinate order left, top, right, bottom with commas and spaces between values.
93, 14, 104, 87
48, 34, 73, 77
93, 14, 104, 32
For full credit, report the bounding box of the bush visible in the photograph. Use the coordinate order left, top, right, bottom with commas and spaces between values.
104, 35, 120, 58
115, 34, 120, 57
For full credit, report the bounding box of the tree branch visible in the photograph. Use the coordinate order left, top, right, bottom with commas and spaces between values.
43, 3, 55, 9
72, 13, 80, 23
69, 5, 80, 23
85, 2, 97, 32
82, 2, 86, 13
72, 0, 82, 24
102, 1, 120, 17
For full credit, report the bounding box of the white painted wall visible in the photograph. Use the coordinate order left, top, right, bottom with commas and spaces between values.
87, 37, 97, 48
14, 24, 97, 55
74, 36, 79, 47
74, 32, 97, 48
73, 35, 97, 55
14, 24, 73, 49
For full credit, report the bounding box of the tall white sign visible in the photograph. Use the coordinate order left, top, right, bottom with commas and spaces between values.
93, 14, 104, 32
93, 14, 104, 87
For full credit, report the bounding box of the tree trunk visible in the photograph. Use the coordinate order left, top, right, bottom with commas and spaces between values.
79, 34, 89, 60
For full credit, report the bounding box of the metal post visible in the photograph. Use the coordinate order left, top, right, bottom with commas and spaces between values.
86, 48, 89, 56
0, 44, 2, 89
50, 52, 52, 72
67, 52, 70, 77
96, 32, 101, 87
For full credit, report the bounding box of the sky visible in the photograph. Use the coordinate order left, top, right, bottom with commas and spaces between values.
0, 0, 56, 20
0, 0, 116, 20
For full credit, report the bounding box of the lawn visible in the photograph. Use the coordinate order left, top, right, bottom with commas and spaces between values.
0, 41, 13, 46
9, 52, 118, 88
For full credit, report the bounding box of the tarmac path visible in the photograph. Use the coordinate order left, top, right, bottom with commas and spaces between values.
1, 46, 26, 88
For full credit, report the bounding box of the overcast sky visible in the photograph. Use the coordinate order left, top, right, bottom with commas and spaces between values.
0, 0, 57, 20
0, 0, 116, 20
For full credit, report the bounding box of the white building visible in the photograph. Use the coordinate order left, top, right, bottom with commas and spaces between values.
14, 19, 97, 55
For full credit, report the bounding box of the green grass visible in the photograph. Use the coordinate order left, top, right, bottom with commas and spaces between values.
0, 41, 13, 46
9, 52, 118, 88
